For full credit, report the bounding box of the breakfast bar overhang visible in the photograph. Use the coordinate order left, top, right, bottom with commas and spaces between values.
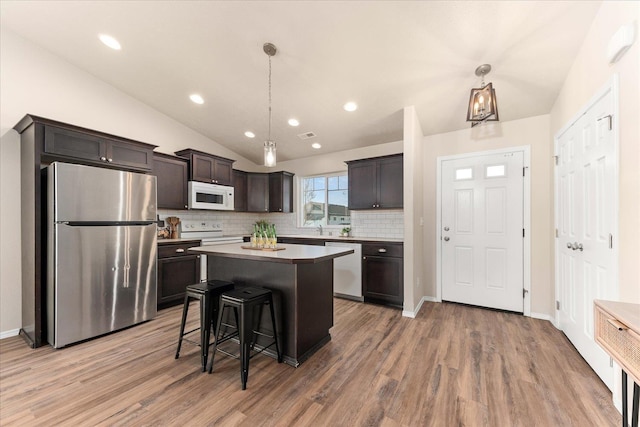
189, 243, 354, 366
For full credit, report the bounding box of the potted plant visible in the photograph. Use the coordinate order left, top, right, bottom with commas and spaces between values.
340, 227, 351, 237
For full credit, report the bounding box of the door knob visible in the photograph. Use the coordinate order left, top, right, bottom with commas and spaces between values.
576, 243, 583, 252
444, 236, 450, 241
444, 226, 450, 231
567, 242, 573, 249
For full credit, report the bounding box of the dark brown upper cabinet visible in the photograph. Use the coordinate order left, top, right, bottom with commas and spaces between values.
153, 153, 189, 210
247, 173, 269, 212
347, 154, 403, 210
174, 149, 234, 186
269, 171, 294, 213
232, 169, 248, 212
36, 118, 156, 172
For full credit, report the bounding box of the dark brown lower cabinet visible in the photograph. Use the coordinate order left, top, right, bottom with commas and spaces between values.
157, 241, 201, 309
362, 243, 403, 308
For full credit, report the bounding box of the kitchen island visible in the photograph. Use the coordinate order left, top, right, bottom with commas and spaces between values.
188, 243, 354, 366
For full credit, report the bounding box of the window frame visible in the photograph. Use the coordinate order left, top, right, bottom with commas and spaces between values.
298, 172, 350, 229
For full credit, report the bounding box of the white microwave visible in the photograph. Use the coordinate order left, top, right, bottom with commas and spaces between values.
188, 181, 234, 211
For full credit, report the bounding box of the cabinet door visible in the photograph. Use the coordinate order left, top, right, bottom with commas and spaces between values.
247, 173, 269, 212
232, 169, 248, 212
212, 158, 233, 186
154, 154, 188, 210
377, 156, 403, 208
108, 140, 154, 171
362, 255, 403, 307
157, 255, 201, 308
44, 125, 107, 163
348, 161, 377, 209
191, 153, 214, 183
269, 172, 294, 212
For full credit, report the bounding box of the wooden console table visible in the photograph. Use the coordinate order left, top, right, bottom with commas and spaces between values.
594, 300, 640, 427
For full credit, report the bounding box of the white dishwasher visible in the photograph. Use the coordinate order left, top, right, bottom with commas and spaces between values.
325, 241, 363, 301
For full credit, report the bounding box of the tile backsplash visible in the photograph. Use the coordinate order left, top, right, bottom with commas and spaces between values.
158, 209, 404, 240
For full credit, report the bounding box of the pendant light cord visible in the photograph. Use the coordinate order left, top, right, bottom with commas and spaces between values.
268, 54, 272, 142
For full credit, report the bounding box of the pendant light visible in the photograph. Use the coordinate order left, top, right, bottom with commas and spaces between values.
466, 64, 499, 127
263, 42, 277, 167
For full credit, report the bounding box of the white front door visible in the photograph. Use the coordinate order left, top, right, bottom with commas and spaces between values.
441, 151, 524, 312
555, 84, 616, 390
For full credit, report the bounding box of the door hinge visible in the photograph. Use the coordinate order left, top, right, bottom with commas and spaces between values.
523, 289, 528, 298
597, 114, 613, 131
556, 300, 560, 310
555, 228, 559, 238
609, 233, 613, 249
554, 155, 559, 165
523, 228, 525, 238
523, 167, 525, 177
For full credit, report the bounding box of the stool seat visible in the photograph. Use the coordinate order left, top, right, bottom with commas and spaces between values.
221, 286, 272, 303
208, 286, 282, 389
188, 280, 235, 295
175, 280, 234, 371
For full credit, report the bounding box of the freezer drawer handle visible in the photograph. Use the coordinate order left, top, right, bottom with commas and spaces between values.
378, 248, 387, 253
176, 248, 185, 253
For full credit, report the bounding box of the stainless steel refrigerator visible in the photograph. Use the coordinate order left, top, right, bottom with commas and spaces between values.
47, 162, 157, 348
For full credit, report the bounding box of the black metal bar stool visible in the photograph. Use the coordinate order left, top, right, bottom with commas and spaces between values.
175, 279, 234, 371
207, 286, 282, 390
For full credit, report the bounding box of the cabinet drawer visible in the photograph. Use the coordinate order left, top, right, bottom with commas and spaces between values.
158, 242, 200, 258
362, 243, 403, 258
594, 304, 640, 383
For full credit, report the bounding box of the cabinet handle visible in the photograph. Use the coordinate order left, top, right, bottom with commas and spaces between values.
184, 205, 188, 209
176, 248, 185, 253
378, 248, 387, 253
100, 156, 107, 161
107, 158, 113, 163
363, 256, 367, 260
606, 318, 628, 331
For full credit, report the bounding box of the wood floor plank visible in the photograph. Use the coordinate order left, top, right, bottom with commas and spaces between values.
0, 299, 620, 426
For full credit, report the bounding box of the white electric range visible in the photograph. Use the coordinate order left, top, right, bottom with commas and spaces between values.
178, 220, 244, 282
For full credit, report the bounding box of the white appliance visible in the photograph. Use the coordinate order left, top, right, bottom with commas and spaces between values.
188, 181, 234, 211
325, 242, 363, 300
179, 220, 244, 282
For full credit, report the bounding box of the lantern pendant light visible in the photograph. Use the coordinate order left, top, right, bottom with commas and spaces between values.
263, 42, 277, 167
466, 64, 499, 127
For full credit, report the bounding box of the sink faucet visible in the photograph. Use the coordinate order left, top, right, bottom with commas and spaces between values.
317, 225, 323, 235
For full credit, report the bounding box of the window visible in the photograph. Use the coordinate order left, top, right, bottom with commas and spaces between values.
455, 167, 473, 180
300, 173, 350, 227
485, 164, 506, 178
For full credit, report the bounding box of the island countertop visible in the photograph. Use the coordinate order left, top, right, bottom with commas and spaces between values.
188, 243, 354, 264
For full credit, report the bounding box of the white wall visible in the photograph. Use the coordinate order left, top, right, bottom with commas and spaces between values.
0, 28, 259, 335
421, 115, 553, 317
550, 1, 640, 305
402, 106, 425, 315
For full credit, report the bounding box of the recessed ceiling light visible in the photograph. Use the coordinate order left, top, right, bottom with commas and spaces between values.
189, 94, 204, 105
98, 34, 121, 50
343, 102, 357, 112
244, 131, 255, 138
311, 143, 322, 149
288, 118, 300, 127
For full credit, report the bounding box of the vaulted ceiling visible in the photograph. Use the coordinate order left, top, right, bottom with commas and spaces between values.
0, 1, 601, 164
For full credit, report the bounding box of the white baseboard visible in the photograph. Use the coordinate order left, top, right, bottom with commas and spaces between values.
402, 296, 438, 318
530, 312, 555, 323
0, 328, 20, 340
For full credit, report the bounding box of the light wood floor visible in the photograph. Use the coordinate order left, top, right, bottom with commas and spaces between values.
1, 299, 620, 426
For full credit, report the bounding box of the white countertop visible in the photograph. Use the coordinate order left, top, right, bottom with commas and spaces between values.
273, 234, 403, 243
188, 242, 354, 264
